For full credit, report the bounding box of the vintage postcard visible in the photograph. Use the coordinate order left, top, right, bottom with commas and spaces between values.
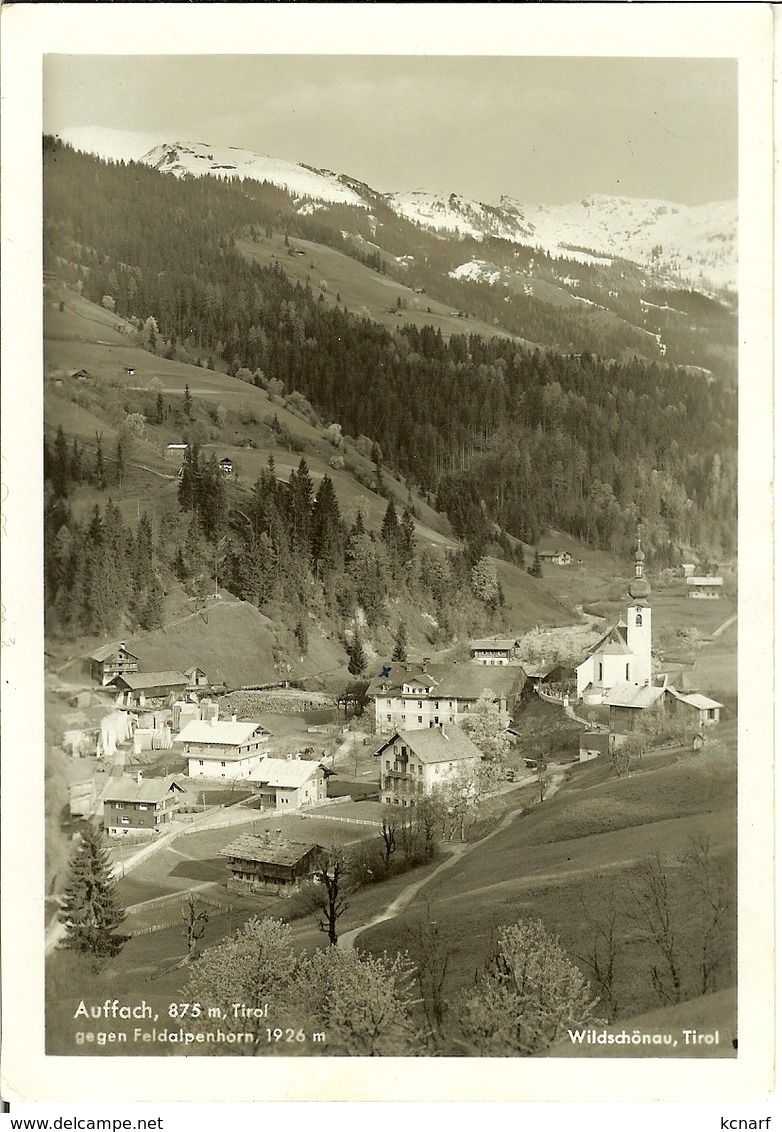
0, 1, 775, 1111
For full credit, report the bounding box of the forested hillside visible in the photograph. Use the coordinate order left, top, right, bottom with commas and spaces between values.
43, 140, 737, 567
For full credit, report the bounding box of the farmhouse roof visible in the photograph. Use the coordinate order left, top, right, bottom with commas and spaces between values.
665, 688, 723, 710
178, 719, 269, 747
90, 642, 138, 663
368, 661, 523, 700
686, 576, 724, 587
470, 637, 520, 651
602, 682, 665, 709
111, 671, 188, 690
252, 757, 324, 789
220, 836, 321, 867
375, 727, 481, 765
103, 775, 185, 805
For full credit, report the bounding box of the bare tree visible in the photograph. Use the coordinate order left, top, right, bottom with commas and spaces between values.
182, 892, 209, 960
379, 814, 398, 869
629, 850, 682, 1005
313, 848, 351, 946
405, 904, 451, 1043
535, 752, 551, 803
680, 832, 732, 994
574, 885, 620, 1019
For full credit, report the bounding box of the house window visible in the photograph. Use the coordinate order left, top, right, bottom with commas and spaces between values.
138, 804, 148, 811
636, 612, 643, 626
387, 699, 392, 706
418, 701, 422, 709
114, 803, 124, 810
198, 760, 204, 766
387, 715, 391, 722
626, 664, 630, 680
418, 716, 423, 724
121, 817, 130, 825
708, 709, 716, 720
221, 761, 226, 767
598, 663, 603, 681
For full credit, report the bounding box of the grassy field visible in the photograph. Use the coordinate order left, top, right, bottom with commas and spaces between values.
236, 234, 532, 347
354, 731, 737, 1036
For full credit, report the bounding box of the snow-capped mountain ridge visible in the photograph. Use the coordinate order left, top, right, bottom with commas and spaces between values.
54, 126, 736, 292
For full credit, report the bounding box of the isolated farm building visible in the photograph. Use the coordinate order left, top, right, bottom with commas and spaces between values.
179, 717, 270, 780
681, 563, 696, 579
686, 576, 724, 600
70, 369, 92, 382
124, 366, 135, 377
469, 637, 521, 666
218, 457, 234, 477
664, 687, 723, 727
538, 550, 572, 566
103, 773, 184, 836
165, 443, 189, 460
375, 726, 481, 807
185, 665, 209, 688
368, 661, 524, 735
89, 641, 139, 686
576, 538, 652, 702
221, 835, 324, 894
602, 682, 666, 742
250, 756, 331, 810
110, 671, 189, 707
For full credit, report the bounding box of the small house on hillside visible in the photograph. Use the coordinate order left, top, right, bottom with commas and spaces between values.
185, 665, 209, 688
538, 550, 573, 566
251, 756, 331, 810
221, 835, 324, 894
374, 726, 481, 807
89, 641, 139, 686
686, 576, 724, 600
664, 687, 723, 727
218, 457, 234, 477
165, 443, 189, 460
110, 671, 189, 707
179, 717, 270, 780
469, 637, 521, 666
103, 773, 184, 836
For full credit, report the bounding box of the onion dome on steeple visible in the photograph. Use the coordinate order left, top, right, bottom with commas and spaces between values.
628, 531, 651, 602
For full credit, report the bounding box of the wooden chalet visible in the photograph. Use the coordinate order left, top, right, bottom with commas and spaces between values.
221, 835, 324, 894
89, 641, 139, 686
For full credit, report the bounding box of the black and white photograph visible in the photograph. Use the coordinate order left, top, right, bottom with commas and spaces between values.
0, 1, 775, 1111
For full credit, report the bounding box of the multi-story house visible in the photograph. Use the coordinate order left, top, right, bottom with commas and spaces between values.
367, 661, 524, 736
179, 716, 270, 780
375, 726, 482, 807
89, 641, 139, 686
469, 637, 522, 665
103, 773, 184, 836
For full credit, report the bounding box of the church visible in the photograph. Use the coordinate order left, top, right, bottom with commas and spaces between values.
576, 539, 653, 705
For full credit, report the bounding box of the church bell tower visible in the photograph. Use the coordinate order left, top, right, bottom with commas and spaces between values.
626, 532, 652, 686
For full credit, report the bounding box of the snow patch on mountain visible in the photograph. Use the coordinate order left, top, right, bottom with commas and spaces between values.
449, 260, 501, 285
388, 190, 536, 243
140, 142, 369, 207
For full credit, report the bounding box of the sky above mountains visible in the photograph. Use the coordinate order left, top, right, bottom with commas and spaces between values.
43, 55, 736, 207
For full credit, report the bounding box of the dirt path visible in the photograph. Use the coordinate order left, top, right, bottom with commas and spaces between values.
712, 612, 737, 638
338, 769, 567, 951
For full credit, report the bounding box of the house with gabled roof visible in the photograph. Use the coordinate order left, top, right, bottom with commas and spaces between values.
110, 670, 189, 707
221, 835, 324, 894
664, 687, 723, 728
251, 756, 331, 810
374, 726, 482, 807
367, 661, 524, 735
179, 716, 270, 780
89, 641, 139, 686
103, 772, 185, 836
469, 636, 522, 666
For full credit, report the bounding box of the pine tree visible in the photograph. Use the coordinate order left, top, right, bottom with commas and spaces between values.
141, 576, 164, 630
392, 620, 408, 662
94, 434, 106, 491
155, 391, 164, 424
311, 474, 342, 576
348, 631, 367, 677
294, 618, 309, 655
380, 499, 399, 550
528, 550, 543, 579
114, 434, 127, 489
52, 425, 70, 496
58, 821, 129, 959
184, 384, 193, 419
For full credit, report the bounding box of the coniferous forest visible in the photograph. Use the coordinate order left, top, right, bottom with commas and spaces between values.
43, 138, 737, 606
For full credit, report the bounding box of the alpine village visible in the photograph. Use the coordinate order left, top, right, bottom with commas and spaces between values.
43, 132, 737, 1059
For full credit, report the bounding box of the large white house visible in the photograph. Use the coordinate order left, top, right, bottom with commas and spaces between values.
179, 717, 270, 780
251, 756, 330, 810
367, 661, 524, 736
374, 726, 482, 807
576, 539, 653, 701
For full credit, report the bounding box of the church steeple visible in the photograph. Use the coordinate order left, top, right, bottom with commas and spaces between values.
626, 527, 652, 685
628, 529, 651, 605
